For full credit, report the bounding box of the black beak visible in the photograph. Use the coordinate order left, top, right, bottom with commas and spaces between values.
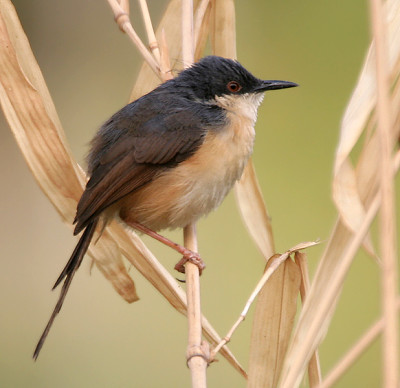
255, 80, 298, 92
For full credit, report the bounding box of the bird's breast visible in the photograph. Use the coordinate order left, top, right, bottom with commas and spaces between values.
120, 102, 258, 231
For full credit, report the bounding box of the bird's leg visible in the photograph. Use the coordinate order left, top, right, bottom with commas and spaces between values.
124, 220, 205, 274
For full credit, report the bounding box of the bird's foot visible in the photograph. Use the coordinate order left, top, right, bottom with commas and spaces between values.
174, 249, 205, 275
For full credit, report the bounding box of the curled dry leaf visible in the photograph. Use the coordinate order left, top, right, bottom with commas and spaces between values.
247, 258, 301, 388
333, 0, 400, 235
235, 159, 275, 260
0, 0, 138, 302
280, 2, 400, 386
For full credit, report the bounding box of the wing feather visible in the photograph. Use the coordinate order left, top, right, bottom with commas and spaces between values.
73, 98, 218, 234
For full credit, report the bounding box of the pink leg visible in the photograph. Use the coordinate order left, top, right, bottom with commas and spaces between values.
124, 220, 205, 274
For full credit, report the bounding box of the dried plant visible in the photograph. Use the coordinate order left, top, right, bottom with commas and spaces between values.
1, 0, 399, 387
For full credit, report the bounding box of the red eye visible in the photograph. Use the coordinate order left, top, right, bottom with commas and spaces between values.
227, 81, 242, 93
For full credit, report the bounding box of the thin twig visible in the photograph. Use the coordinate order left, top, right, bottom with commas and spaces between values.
138, 0, 161, 62
369, 0, 399, 386
181, 0, 194, 67
182, 2, 207, 387
106, 0, 160, 77
318, 298, 400, 388
294, 252, 322, 387
211, 242, 318, 360
159, 29, 173, 81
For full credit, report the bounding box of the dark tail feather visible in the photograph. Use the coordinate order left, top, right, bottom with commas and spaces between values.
33, 219, 98, 360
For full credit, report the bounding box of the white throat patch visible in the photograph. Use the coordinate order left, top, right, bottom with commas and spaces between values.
213, 92, 265, 124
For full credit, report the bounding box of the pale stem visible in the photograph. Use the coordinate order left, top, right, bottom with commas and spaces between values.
182, 0, 194, 67
106, 0, 160, 78
138, 0, 161, 62
294, 252, 322, 387
118, 0, 129, 14
159, 29, 173, 81
182, 1, 207, 387
318, 298, 400, 388
369, 0, 399, 386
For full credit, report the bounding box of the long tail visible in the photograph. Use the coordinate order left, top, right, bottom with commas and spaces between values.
33, 219, 98, 360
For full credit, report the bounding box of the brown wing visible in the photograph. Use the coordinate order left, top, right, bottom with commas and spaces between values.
73, 108, 209, 234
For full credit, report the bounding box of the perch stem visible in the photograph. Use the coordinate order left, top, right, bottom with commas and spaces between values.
369, 0, 399, 386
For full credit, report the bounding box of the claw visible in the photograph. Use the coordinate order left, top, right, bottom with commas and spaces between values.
174, 250, 205, 275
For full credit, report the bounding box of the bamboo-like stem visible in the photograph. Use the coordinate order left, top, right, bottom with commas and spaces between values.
211, 242, 318, 360
182, 2, 207, 387
138, 0, 161, 62
106, 0, 160, 77
159, 29, 173, 81
184, 224, 208, 388
294, 252, 322, 387
319, 298, 400, 388
118, 0, 129, 14
182, 0, 194, 67
369, 1, 399, 386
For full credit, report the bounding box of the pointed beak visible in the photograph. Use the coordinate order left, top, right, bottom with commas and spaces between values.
254, 80, 298, 92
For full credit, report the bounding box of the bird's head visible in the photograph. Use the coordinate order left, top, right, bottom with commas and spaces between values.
174, 56, 298, 104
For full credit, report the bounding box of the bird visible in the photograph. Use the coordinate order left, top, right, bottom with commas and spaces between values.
33, 55, 297, 359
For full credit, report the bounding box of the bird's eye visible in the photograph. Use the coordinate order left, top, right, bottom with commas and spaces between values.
227, 81, 242, 93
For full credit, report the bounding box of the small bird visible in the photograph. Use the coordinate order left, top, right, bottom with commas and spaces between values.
33, 55, 297, 358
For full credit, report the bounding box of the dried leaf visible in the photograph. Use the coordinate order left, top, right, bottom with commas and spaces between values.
235, 160, 275, 260
0, 0, 137, 302
210, 0, 236, 60
279, 1, 400, 385
194, 0, 212, 61
294, 252, 321, 387
247, 259, 301, 388
333, 0, 400, 233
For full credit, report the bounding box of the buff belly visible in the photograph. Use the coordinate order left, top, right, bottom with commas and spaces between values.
118, 93, 261, 231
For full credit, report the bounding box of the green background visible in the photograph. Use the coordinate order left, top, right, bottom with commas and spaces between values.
0, 1, 391, 387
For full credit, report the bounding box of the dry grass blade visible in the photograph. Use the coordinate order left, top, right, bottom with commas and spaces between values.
210, 0, 236, 60
294, 252, 321, 387
333, 0, 400, 236
369, 0, 399, 384
211, 241, 318, 361
0, 0, 138, 302
280, 199, 380, 387
235, 160, 275, 259
247, 259, 301, 388
319, 297, 400, 388
194, 0, 211, 61
279, 2, 400, 386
